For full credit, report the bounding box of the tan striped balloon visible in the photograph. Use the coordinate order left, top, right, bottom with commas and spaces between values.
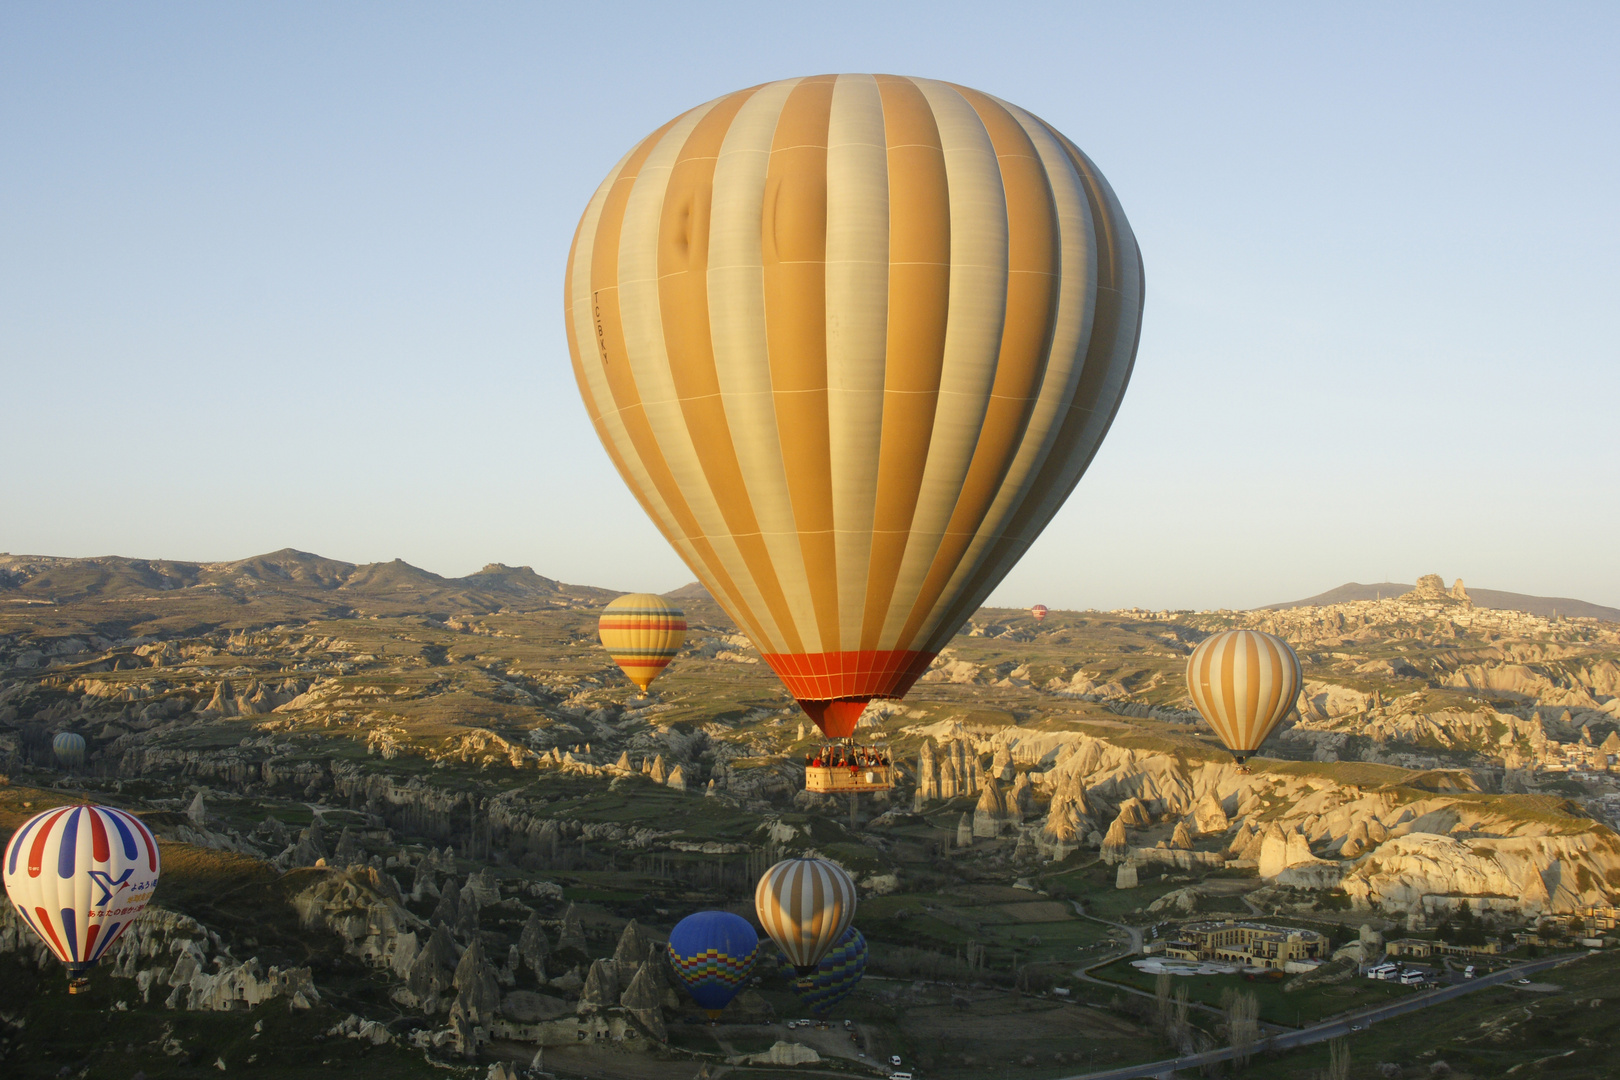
754, 857, 857, 974
566, 74, 1144, 739
1186, 630, 1303, 765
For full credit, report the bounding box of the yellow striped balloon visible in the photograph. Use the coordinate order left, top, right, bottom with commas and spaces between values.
1186, 629, 1302, 766
566, 74, 1143, 740
598, 593, 687, 693
754, 856, 857, 975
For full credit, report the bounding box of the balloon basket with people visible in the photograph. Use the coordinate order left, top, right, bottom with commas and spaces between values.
802, 738, 896, 794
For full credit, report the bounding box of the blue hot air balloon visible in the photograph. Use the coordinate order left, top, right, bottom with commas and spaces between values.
667, 910, 759, 1020
791, 925, 867, 1015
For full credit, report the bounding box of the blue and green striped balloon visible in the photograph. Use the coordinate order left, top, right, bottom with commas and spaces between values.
791, 925, 867, 1015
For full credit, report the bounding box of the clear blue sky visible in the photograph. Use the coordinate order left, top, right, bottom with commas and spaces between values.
3, 3, 1616, 611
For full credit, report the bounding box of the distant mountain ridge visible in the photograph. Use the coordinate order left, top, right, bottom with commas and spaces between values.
1265, 580, 1620, 623
0, 548, 616, 620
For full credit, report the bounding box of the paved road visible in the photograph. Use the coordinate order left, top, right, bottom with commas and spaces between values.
1048, 951, 1585, 1080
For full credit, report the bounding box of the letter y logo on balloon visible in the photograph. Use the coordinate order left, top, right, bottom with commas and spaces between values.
88, 868, 134, 906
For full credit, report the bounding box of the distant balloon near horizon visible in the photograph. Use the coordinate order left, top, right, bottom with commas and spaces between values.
4, 804, 162, 991
52, 732, 85, 769
1030, 604, 1048, 622
566, 73, 1144, 739
1186, 629, 1302, 768
597, 593, 687, 694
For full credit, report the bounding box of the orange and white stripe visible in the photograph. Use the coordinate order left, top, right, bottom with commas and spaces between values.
567, 75, 1144, 728
1185, 630, 1302, 761
754, 856, 857, 972
598, 593, 687, 693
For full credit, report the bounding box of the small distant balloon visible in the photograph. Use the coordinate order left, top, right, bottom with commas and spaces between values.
791, 925, 867, 1014
597, 594, 687, 694
52, 732, 85, 769
3, 804, 162, 991
755, 857, 856, 975
1030, 604, 1048, 623
1186, 629, 1302, 768
667, 910, 759, 1019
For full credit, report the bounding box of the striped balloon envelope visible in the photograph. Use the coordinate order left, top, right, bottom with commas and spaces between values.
790, 924, 867, 1014
566, 74, 1144, 739
52, 732, 85, 768
1030, 604, 1048, 622
755, 856, 856, 974
667, 910, 759, 1019
1186, 629, 1303, 768
3, 804, 161, 984
597, 593, 687, 693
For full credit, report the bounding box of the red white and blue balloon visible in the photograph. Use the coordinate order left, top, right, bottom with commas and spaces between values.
3, 804, 161, 974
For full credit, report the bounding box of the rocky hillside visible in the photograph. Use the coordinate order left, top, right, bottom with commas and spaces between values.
3, 556, 1620, 1076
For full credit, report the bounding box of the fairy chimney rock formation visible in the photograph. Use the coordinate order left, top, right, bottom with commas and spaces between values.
956, 812, 974, 849
1191, 791, 1230, 835
577, 958, 620, 1014
1117, 797, 1152, 828
1101, 816, 1129, 863
1010, 771, 1036, 821
557, 903, 588, 955
518, 911, 550, 979
1116, 860, 1138, 889
973, 777, 1008, 837
613, 920, 649, 985
619, 961, 667, 1041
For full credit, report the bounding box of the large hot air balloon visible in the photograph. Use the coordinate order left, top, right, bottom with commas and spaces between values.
3, 804, 162, 992
667, 910, 759, 1019
53, 732, 85, 769
566, 74, 1144, 739
1186, 629, 1302, 770
598, 593, 687, 694
755, 856, 856, 975
1030, 604, 1048, 623
790, 924, 867, 1014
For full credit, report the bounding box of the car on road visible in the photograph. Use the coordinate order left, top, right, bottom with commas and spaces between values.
1517, 978, 1531, 985
891, 1055, 903, 1066
1350, 1023, 1365, 1032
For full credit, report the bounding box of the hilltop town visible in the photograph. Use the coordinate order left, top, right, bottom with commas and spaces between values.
3, 553, 1620, 1079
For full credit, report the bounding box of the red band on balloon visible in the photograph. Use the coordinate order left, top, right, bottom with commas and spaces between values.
762, 649, 935, 703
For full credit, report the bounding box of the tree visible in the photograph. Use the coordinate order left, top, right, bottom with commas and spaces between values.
1221, 987, 1260, 1068
1319, 1037, 1350, 1080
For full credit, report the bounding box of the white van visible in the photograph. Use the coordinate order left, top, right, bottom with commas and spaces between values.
1398, 969, 1425, 985
1464, 965, 1476, 979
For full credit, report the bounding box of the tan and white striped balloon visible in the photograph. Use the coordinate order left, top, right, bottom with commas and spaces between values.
1185, 630, 1303, 766
754, 856, 857, 974
566, 74, 1144, 739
